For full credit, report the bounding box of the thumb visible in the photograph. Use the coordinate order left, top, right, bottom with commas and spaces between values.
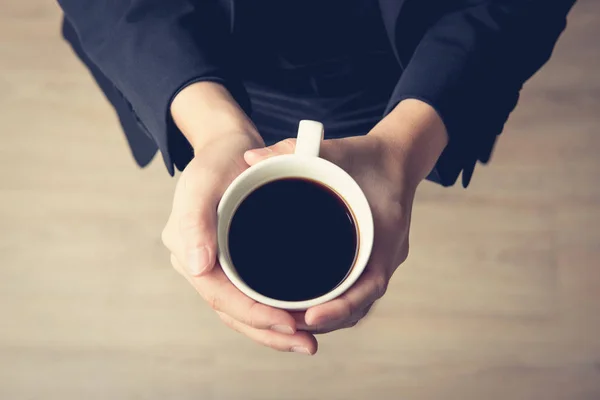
244, 138, 297, 166
180, 206, 218, 277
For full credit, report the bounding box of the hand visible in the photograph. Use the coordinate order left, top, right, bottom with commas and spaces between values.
162, 82, 319, 354
244, 99, 448, 334
244, 135, 414, 333
161, 134, 319, 354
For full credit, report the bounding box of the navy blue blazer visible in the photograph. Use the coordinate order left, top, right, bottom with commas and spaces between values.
58, 0, 575, 187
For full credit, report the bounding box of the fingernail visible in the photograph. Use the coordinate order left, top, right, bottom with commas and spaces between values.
271, 325, 294, 335
291, 346, 311, 355
187, 246, 210, 276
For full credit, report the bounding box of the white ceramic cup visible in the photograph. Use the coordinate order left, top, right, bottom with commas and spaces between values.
217, 120, 374, 311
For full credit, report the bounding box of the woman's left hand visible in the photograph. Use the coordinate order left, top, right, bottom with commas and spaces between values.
244, 134, 417, 334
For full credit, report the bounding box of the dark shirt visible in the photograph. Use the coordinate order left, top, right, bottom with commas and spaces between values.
173, 0, 400, 144
58, 0, 575, 186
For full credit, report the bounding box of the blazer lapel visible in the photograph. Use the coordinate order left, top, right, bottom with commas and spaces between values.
378, 0, 408, 66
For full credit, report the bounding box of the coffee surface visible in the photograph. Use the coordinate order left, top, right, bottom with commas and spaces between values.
228, 178, 358, 301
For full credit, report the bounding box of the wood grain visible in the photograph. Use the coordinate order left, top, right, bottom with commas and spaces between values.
1, 1, 599, 399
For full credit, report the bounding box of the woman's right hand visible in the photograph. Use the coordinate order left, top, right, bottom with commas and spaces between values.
161, 82, 318, 355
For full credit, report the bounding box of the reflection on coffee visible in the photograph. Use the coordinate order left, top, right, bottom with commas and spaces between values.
228, 178, 358, 301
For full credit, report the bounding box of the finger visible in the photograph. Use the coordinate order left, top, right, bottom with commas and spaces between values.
172, 170, 224, 277
244, 138, 297, 165
217, 311, 318, 354
304, 267, 388, 327
292, 304, 374, 334
171, 255, 297, 332
178, 206, 217, 276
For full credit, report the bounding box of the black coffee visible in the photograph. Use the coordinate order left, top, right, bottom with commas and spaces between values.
228, 178, 358, 302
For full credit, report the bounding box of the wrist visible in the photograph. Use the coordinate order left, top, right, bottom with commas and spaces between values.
369, 98, 448, 189
170, 81, 263, 150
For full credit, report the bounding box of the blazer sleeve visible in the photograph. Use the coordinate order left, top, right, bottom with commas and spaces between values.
58, 0, 249, 175
385, 0, 576, 187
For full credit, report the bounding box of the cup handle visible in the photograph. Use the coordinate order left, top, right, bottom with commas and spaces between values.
295, 120, 324, 158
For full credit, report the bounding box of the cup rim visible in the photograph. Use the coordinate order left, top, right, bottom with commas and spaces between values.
217, 154, 374, 310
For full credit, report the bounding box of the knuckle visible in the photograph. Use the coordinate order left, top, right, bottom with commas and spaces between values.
179, 211, 215, 249
247, 302, 262, 329
169, 254, 182, 273
399, 242, 410, 264
373, 274, 389, 299
281, 138, 296, 151
161, 223, 174, 249
382, 202, 409, 229
341, 308, 370, 331
262, 336, 277, 350
179, 210, 204, 233
341, 298, 356, 319
207, 293, 222, 312
334, 320, 358, 332
348, 319, 360, 329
